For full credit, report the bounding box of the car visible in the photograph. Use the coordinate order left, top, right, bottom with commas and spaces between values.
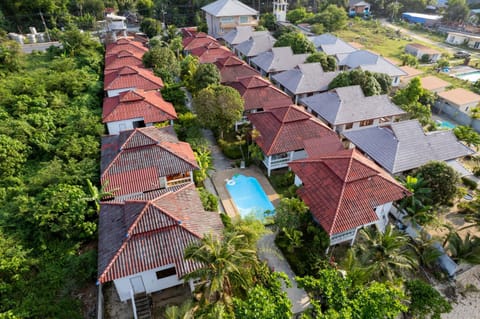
454, 51, 471, 58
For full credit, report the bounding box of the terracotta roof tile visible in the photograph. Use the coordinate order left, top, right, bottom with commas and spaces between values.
103, 89, 177, 124
248, 105, 338, 155
290, 148, 409, 235
190, 42, 234, 63
105, 50, 145, 71
97, 183, 224, 283
101, 126, 198, 196
106, 39, 148, 56
104, 66, 164, 91
183, 33, 218, 52
214, 56, 259, 83
228, 75, 293, 111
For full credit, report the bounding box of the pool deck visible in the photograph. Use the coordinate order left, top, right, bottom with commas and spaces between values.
211, 166, 280, 218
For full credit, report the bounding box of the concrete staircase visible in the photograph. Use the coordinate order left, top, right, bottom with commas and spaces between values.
134, 293, 151, 319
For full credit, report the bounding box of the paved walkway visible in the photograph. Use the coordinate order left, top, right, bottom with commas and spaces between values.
257, 232, 311, 315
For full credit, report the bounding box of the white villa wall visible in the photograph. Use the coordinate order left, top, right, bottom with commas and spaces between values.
113, 264, 184, 302
374, 202, 393, 232
107, 87, 135, 97
107, 117, 144, 135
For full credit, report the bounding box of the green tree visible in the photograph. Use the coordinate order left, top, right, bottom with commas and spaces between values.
259, 12, 276, 31
400, 53, 419, 67
184, 232, 259, 311
356, 225, 418, 281
0, 39, 23, 73
398, 175, 433, 223
194, 148, 212, 184
286, 7, 310, 24
164, 300, 195, 319
136, 0, 155, 17
310, 23, 325, 35
274, 31, 316, 54
445, 232, 480, 264
405, 279, 452, 319
307, 4, 347, 32
444, 0, 469, 23
392, 77, 434, 125
192, 84, 244, 139
142, 46, 180, 84
453, 125, 480, 150
274, 197, 309, 231
140, 17, 162, 38
305, 52, 337, 71
192, 63, 221, 94
328, 69, 384, 96
0, 134, 28, 179
414, 161, 459, 206
180, 54, 200, 90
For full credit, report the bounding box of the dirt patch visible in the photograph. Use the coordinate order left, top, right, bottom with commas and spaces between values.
103, 283, 133, 319
441, 265, 480, 319
77, 281, 97, 319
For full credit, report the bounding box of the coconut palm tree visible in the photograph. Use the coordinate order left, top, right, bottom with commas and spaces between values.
339, 249, 372, 286
355, 225, 418, 281
445, 232, 480, 264
184, 232, 259, 311
83, 179, 116, 212
164, 300, 196, 319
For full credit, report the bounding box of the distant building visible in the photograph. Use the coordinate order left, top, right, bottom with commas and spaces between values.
446, 32, 480, 50
201, 0, 259, 39
273, 0, 288, 22
401, 12, 442, 26
348, 0, 371, 17
405, 43, 441, 62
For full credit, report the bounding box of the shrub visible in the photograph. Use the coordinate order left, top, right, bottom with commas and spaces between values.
473, 167, 480, 177
218, 138, 244, 159
198, 187, 219, 212
270, 171, 295, 189
462, 176, 478, 190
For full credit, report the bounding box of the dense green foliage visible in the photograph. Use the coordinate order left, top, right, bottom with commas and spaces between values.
392, 77, 435, 126
140, 17, 162, 38
305, 52, 337, 71
328, 69, 391, 96
274, 31, 316, 54
142, 46, 180, 84
405, 279, 452, 319
0, 29, 103, 317
454, 125, 480, 150
192, 63, 221, 94
414, 161, 459, 206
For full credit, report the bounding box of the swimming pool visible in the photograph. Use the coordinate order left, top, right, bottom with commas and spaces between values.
455, 71, 480, 82
225, 174, 275, 220
436, 120, 456, 130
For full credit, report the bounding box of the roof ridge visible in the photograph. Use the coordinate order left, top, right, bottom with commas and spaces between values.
159, 141, 199, 169
151, 200, 203, 239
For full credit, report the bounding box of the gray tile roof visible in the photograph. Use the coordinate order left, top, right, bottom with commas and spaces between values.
234, 32, 276, 58
336, 50, 407, 77
222, 26, 254, 46
272, 63, 339, 95
343, 120, 475, 174
250, 47, 309, 74
300, 85, 406, 125
202, 0, 258, 16
308, 33, 357, 55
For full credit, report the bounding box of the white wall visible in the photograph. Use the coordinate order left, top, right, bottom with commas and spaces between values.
113, 264, 184, 302
107, 117, 144, 135
446, 33, 467, 45
107, 87, 135, 97
374, 202, 393, 232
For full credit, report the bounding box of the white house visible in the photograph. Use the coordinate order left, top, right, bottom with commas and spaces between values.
201, 0, 259, 39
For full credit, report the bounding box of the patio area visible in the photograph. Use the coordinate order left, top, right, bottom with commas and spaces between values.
211, 166, 280, 218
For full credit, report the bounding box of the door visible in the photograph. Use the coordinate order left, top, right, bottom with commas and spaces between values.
130, 276, 146, 294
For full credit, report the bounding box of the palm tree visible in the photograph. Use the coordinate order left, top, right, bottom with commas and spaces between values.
356, 225, 418, 281
184, 232, 259, 311
412, 232, 443, 269
339, 249, 372, 286
398, 175, 431, 212
445, 232, 480, 264
83, 179, 116, 212
164, 300, 196, 319
193, 148, 212, 185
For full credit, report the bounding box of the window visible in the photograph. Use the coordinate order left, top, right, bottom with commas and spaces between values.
239, 16, 249, 23
156, 267, 176, 279
345, 123, 353, 130
133, 120, 145, 128
360, 119, 374, 127
221, 17, 234, 23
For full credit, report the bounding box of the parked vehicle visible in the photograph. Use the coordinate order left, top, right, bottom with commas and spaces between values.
454, 51, 471, 58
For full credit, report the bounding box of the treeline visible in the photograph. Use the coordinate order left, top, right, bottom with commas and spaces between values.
0, 28, 103, 318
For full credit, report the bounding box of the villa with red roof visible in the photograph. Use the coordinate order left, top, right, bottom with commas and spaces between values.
214, 55, 259, 84
104, 50, 145, 72
289, 141, 410, 246
228, 75, 293, 129
182, 32, 218, 53
248, 105, 338, 176
101, 126, 198, 199
97, 183, 223, 303
104, 65, 164, 97
189, 42, 234, 63
106, 38, 148, 57
103, 89, 177, 135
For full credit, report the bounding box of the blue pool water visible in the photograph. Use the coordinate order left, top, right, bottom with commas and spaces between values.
436, 120, 456, 130
455, 71, 480, 82
225, 174, 275, 220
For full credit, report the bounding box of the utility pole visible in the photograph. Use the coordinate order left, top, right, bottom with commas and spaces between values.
39, 11, 51, 42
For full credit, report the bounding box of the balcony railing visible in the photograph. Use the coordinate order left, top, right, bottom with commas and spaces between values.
263, 156, 290, 169
167, 177, 191, 187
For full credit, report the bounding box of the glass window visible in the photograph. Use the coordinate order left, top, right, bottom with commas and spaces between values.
221, 17, 234, 23
156, 267, 176, 279
240, 16, 249, 23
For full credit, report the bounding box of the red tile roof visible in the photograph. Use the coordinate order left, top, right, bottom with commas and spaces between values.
289, 148, 409, 235
104, 66, 164, 91
106, 39, 148, 57
228, 75, 293, 111
189, 42, 234, 63
103, 89, 177, 124
97, 183, 224, 283
101, 126, 198, 196
183, 32, 218, 52
248, 105, 338, 156
214, 56, 259, 83
105, 50, 145, 71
